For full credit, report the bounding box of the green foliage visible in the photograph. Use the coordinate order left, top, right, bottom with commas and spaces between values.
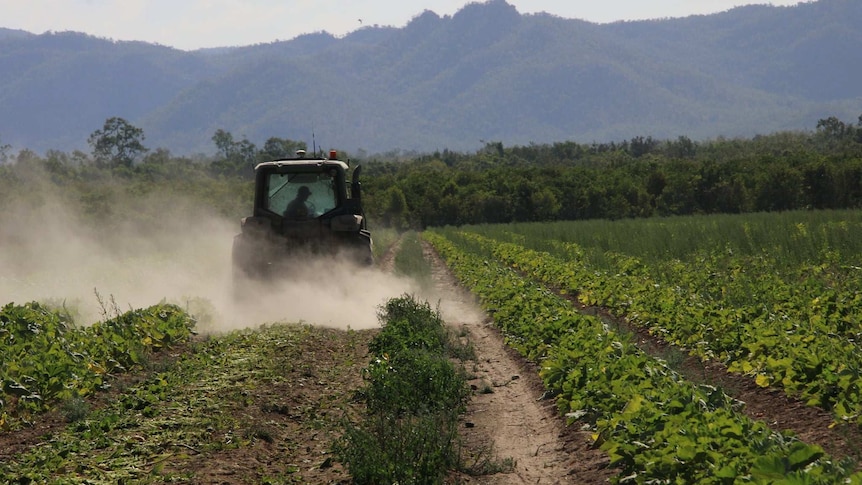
363, 350, 468, 416
457, 212, 862, 426
362, 121, 862, 228
87, 117, 149, 169
0, 302, 195, 428
379, 186, 411, 229
369, 295, 448, 356
259, 137, 307, 159
0, 140, 252, 222
338, 412, 461, 485
337, 295, 471, 484
425, 230, 862, 484
208, 130, 312, 179
393, 231, 433, 289
210, 128, 258, 178
7, 114, 862, 237
370, 227, 399, 261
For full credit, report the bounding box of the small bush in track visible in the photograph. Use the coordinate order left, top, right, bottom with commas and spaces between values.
337, 294, 471, 484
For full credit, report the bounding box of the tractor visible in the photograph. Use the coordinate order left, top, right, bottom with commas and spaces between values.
231, 150, 373, 282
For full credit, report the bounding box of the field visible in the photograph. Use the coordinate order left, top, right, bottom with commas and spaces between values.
0, 229, 576, 484
427, 209, 862, 483
3, 209, 862, 483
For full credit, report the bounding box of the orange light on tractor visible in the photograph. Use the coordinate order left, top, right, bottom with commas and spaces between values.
329, 150, 337, 159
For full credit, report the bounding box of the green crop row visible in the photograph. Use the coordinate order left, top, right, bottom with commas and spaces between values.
468, 210, 862, 271
456, 229, 862, 426
0, 301, 195, 428
393, 231, 433, 289
425, 231, 862, 484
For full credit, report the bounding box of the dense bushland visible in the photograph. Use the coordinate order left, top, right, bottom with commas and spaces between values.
364, 115, 862, 227
4, 114, 862, 233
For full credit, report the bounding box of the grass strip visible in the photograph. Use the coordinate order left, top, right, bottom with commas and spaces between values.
393, 230, 433, 289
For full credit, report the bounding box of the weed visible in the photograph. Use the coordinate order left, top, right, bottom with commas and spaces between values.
93, 288, 122, 321
60, 396, 89, 422
462, 444, 516, 476
660, 346, 686, 371
447, 334, 477, 361
337, 412, 461, 484
363, 349, 469, 416
245, 423, 276, 443
339, 294, 473, 483
371, 295, 448, 355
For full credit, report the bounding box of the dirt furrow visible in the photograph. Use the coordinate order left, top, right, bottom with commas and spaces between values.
424, 243, 613, 484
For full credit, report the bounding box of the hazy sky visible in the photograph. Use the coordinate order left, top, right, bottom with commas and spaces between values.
2, 0, 804, 51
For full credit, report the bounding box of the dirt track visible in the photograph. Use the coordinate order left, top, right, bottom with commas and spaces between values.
423, 243, 613, 484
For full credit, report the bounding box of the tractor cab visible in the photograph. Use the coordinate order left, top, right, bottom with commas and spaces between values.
232, 150, 373, 281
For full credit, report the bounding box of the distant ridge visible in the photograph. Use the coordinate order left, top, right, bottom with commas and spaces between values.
0, 0, 859, 155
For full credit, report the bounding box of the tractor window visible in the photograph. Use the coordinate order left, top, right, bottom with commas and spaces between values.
266, 171, 337, 219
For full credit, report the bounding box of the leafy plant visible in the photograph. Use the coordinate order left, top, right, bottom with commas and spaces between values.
0, 301, 195, 428
338, 295, 473, 484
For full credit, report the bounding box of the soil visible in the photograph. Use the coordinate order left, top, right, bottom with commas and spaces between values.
158, 326, 375, 484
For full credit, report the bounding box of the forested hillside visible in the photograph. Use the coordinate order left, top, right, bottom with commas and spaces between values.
0, 0, 860, 155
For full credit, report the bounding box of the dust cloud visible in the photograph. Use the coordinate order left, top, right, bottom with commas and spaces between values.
0, 190, 417, 333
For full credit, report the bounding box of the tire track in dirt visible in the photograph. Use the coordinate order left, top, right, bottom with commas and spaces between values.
422, 242, 614, 484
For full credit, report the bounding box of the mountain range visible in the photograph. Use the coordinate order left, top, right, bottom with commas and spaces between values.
1, 0, 860, 156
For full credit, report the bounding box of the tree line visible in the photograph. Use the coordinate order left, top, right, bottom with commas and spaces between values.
363, 115, 862, 229
0, 117, 312, 224
2, 115, 862, 230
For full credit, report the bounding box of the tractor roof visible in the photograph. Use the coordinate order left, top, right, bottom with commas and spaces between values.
254, 158, 349, 172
